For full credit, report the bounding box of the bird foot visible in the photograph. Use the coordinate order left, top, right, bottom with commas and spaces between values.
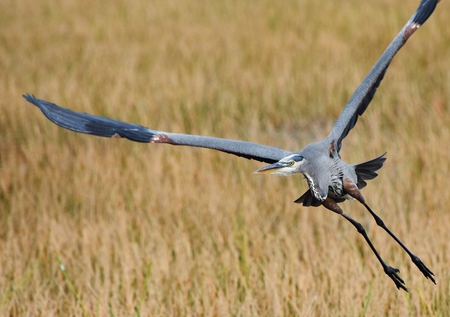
384, 266, 408, 292
411, 255, 436, 284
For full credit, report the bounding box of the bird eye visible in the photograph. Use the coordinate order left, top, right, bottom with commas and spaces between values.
289, 160, 295, 166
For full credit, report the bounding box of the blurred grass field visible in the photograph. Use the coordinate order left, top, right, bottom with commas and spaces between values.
1, 0, 450, 315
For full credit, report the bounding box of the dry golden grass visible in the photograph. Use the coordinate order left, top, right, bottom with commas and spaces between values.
1, 0, 449, 315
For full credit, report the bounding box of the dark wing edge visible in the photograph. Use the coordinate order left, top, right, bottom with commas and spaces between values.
353, 152, 387, 189
23, 94, 291, 164
328, 0, 438, 153
294, 191, 324, 207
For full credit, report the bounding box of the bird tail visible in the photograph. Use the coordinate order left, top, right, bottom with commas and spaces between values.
353, 153, 386, 189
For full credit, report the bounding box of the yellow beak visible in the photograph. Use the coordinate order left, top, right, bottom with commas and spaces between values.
252, 162, 286, 174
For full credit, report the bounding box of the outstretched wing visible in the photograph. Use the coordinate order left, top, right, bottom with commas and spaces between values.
23, 94, 292, 164
328, 0, 438, 153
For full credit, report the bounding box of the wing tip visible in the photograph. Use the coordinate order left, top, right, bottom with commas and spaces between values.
23, 93, 37, 105
412, 0, 438, 26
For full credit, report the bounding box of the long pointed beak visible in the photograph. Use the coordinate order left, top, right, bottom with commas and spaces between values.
252, 162, 286, 174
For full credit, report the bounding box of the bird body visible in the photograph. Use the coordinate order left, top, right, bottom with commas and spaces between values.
23, 0, 439, 291
300, 140, 351, 202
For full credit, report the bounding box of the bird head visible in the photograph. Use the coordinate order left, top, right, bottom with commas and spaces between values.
253, 154, 305, 176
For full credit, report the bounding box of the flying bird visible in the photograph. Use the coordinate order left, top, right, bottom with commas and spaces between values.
24, 0, 438, 291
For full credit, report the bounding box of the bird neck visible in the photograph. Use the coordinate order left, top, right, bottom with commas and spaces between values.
304, 173, 326, 202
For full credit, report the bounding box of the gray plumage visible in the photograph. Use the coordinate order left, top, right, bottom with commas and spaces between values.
23, 0, 439, 291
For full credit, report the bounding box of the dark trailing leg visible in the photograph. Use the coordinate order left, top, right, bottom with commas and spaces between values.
322, 198, 408, 292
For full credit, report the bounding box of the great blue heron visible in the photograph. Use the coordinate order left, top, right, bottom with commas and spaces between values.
24, 0, 438, 291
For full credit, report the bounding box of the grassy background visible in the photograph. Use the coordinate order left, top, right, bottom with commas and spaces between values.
1, 0, 449, 315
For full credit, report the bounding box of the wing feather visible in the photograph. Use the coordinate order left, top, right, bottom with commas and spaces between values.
23, 94, 291, 164
329, 0, 438, 153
